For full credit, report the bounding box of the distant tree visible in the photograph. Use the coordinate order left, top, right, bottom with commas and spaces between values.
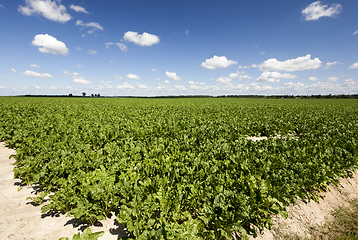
82, 92, 86, 97
69, 93, 73, 97
98, 93, 100, 97
91, 94, 94, 97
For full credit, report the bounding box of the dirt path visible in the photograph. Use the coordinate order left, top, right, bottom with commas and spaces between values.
251, 171, 358, 239
0, 142, 123, 240
1, 142, 358, 240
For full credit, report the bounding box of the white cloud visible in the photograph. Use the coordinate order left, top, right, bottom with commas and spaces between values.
187, 81, 205, 90
261, 52, 265, 55
229, 71, 252, 80
229, 71, 244, 79
309, 77, 319, 81
152, 69, 157, 71
0, 4, 5, 9
238, 65, 251, 69
127, 73, 140, 80
100, 81, 111, 86
34, 86, 41, 89
11, 68, 16, 73
73, 76, 92, 84
116, 82, 135, 90
87, 49, 97, 55
238, 75, 252, 80
21, 70, 52, 78
62, 71, 79, 77
63, 71, 91, 84
77, 64, 84, 69
105, 42, 127, 52
166, 71, 182, 81
349, 62, 358, 69
260, 54, 321, 72
354, 30, 358, 35
123, 31, 160, 46
201, 55, 237, 69
175, 85, 186, 91
113, 74, 123, 80
30, 63, 41, 68
69, 4, 88, 13
137, 83, 151, 90
76, 20, 103, 35
0, 76, 7, 79
18, 0, 71, 23
327, 76, 339, 82
302, 1, 342, 21
256, 72, 297, 83
156, 78, 160, 81
185, 29, 189, 36
324, 61, 341, 69
32, 34, 68, 55
76, 47, 82, 51
216, 77, 232, 85
164, 80, 170, 84
0, 85, 8, 89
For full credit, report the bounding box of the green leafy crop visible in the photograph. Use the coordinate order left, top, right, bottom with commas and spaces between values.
0, 97, 357, 239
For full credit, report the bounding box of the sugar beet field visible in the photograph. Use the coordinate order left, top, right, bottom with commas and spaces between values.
0, 97, 357, 239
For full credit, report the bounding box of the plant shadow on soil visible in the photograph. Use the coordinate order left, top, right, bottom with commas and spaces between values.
13, 179, 131, 239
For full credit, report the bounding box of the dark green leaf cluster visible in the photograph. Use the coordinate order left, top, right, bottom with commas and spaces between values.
0, 97, 357, 239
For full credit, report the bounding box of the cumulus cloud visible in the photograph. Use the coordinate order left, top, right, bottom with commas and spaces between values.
113, 74, 123, 80
11, 68, 16, 73
127, 73, 140, 80
327, 76, 339, 82
349, 62, 358, 69
69, 4, 88, 13
324, 61, 341, 69
30, 63, 41, 68
32, 34, 68, 55
123, 31, 160, 46
73, 76, 92, 84
116, 82, 135, 90
63, 71, 91, 84
216, 77, 232, 84
302, 1, 342, 21
187, 81, 205, 90
152, 69, 157, 71
87, 49, 97, 55
105, 42, 127, 52
166, 71, 182, 81
201, 55, 237, 69
260, 54, 321, 72
256, 72, 297, 83
21, 70, 52, 78
18, 0, 71, 23
164, 80, 170, 84
354, 30, 358, 35
309, 77, 319, 81
229, 71, 252, 80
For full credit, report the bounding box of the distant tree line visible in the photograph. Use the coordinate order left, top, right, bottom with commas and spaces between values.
20, 94, 358, 99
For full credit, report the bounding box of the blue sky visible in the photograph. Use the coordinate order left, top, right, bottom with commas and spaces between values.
0, 0, 358, 96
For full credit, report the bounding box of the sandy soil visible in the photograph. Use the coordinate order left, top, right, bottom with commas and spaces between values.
0, 142, 125, 240
1, 141, 358, 240
250, 171, 358, 239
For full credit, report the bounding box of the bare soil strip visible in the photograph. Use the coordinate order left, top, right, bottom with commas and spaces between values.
0, 142, 122, 240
